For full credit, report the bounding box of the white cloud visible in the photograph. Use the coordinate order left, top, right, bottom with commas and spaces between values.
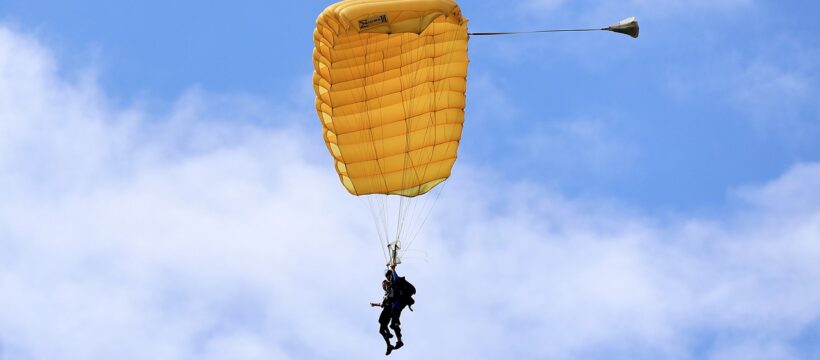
735, 163, 820, 215
1, 25, 819, 360
420, 162, 820, 359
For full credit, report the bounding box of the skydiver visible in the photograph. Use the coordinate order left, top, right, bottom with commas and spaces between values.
385, 268, 403, 352
385, 265, 413, 351
371, 279, 396, 355
373, 260, 416, 355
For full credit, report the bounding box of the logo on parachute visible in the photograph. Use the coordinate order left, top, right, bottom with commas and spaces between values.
358, 14, 388, 30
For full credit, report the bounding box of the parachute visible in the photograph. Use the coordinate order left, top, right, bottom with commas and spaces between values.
313, 0, 468, 197
313, 0, 468, 262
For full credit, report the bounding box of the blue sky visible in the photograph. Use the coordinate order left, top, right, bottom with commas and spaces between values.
1, 1, 819, 359
4, 0, 818, 212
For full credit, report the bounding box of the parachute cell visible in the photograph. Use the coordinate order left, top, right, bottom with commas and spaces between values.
313, 0, 469, 197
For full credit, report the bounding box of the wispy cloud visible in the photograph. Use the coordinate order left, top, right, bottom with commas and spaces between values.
513, 117, 639, 180
666, 38, 820, 147
1, 25, 819, 360
730, 58, 820, 145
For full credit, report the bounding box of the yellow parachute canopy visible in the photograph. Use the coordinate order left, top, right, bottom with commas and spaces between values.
313, 0, 469, 197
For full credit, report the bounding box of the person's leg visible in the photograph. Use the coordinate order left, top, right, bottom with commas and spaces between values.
380, 308, 395, 355
380, 309, 394, 340
379, 323, 392, 344
390, 305, 404, 348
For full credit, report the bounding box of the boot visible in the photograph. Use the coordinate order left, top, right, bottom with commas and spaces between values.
394, 340, 404, 350
385, 344, 394, 356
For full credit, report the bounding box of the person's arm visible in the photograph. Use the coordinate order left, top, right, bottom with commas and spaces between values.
371, 295, 388, 307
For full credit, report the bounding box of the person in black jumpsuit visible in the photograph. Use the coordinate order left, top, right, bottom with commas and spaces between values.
384, 268, 405, 351
371, 279, 396, 355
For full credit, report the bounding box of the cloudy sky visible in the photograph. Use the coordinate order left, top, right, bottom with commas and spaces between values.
1, 1, 819, 359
